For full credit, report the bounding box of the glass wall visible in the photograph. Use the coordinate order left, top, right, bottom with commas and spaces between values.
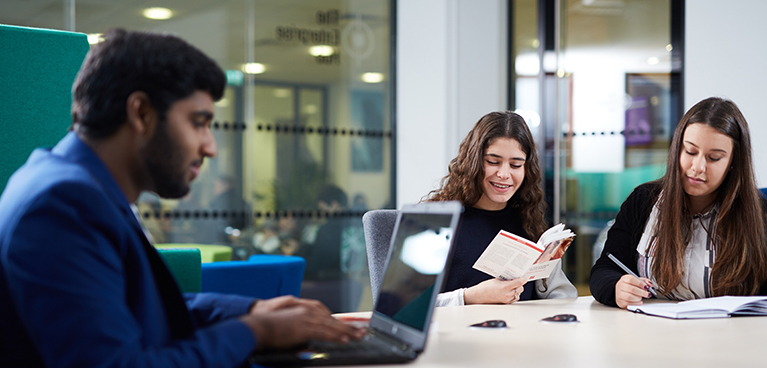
558, 0, 679, 286
1, 0, 393, 312
512, 0, 681, 290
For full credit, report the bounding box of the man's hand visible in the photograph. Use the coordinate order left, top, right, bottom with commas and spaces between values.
464, 278, 527, 305
242, 297, 365, 350
249, 295, 329, 314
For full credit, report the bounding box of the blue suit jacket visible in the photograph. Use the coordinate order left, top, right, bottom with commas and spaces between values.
0, 132, 257, 367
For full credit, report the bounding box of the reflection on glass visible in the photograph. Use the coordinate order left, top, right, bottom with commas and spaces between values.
400, 228, 452, 275
4, 0, 392, 313
512, 0, 540, 140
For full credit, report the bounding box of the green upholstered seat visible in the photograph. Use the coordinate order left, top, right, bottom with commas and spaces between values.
0, 24, 89, 192
156, 248, 202, 293
154, 244, 233, 263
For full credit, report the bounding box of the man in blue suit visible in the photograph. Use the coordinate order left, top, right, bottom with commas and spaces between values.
0, 29, 362, 368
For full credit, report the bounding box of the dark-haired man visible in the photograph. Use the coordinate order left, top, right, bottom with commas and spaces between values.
0, 29, 362, 368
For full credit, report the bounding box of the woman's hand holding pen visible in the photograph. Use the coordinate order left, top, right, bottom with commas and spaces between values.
465, 278, 527, 305
606, 253, 657, 309
615, 274, 655, 309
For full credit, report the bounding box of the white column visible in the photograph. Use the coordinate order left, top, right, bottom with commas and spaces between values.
396, 0, 508, 208
686, 0, 767, 186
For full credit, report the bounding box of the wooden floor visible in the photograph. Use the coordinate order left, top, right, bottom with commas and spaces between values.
575, 283, 591, 297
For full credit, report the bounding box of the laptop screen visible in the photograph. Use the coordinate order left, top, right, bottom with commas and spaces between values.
373, 212, 455, 332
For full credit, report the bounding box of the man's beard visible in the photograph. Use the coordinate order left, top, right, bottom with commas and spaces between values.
141, 121, 191, 199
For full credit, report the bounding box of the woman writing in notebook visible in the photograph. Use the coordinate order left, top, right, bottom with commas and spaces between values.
424, 111, 577, 306
590, 97, 767, 309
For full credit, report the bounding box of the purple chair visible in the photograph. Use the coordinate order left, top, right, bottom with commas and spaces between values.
200, 255, 305, 299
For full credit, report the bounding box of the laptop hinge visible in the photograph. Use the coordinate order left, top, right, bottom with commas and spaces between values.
367, 328, 416, 356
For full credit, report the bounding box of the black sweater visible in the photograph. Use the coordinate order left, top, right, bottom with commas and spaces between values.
443, 204, 535, 301
589, 182, 767, 307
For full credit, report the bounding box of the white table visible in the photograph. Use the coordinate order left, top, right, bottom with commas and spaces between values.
338, 296, 765, 368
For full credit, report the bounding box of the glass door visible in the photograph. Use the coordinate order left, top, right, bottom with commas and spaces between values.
512, 0, 683, 291
556, 0, 681, 286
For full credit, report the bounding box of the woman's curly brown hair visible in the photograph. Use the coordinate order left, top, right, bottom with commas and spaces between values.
424, 111, 546, 239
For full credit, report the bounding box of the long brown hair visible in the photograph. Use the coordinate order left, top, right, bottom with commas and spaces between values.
424, 111, 546, 239
653, 97, 767, 296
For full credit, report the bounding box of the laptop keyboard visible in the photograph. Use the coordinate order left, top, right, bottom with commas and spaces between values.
305, 334, 399, 356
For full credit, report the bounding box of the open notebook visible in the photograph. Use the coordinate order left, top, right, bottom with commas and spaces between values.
250, 201, 463, 366
628, 296, 767, 319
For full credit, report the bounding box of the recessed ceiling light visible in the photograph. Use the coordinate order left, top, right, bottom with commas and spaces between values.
242, 62, 265, 74
666, 44, 673, 52
86, 33, 103, 45
361, 72, 384, 83
647, 57, 659, 65
143, 7, 173, 20
309, 45, 334, 57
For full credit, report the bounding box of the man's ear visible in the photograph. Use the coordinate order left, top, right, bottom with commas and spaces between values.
125, 91, 157, 138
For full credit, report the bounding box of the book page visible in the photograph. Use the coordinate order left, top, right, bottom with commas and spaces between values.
679, 296, 767, 314
522, 237, 574, 280
538, 223, 571, 246
472, 230, 542, 280
533, 237, 574, 265
472, 225, 575, 281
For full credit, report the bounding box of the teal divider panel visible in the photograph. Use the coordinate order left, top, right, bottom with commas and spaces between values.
567, 163, 666, 214
0, 24, 89, 192
157, 248, 203, 293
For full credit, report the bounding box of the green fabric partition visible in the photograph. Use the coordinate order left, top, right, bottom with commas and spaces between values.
0, 24, 89, 192
156, 248, 202, 293
154, 244, 233, 263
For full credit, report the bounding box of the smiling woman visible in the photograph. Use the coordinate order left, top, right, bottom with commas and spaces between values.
590, 97, 767, 309
475, 137, 527, 211
423, 111, 577, 306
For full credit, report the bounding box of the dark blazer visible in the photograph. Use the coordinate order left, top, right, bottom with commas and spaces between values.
0, 132, 256, 367
590, 181, 767, 307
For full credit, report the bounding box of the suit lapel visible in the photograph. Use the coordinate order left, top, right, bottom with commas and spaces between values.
128, 210, 196, 339
139, 233, 196, 338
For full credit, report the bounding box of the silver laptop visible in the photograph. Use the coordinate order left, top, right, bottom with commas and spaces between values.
250, 200, 463, 367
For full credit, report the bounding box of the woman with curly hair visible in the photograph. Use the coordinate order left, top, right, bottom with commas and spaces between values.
425, 111, 577, 306
590, 97, 767, 309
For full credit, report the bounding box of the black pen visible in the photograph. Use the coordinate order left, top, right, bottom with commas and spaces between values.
607, 253, 657, 297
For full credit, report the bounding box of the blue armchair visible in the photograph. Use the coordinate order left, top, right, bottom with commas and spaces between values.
200, 255, 305, 299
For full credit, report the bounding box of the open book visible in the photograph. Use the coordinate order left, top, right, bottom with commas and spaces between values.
627, 296, 767, 319
472, 224, 575, 281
